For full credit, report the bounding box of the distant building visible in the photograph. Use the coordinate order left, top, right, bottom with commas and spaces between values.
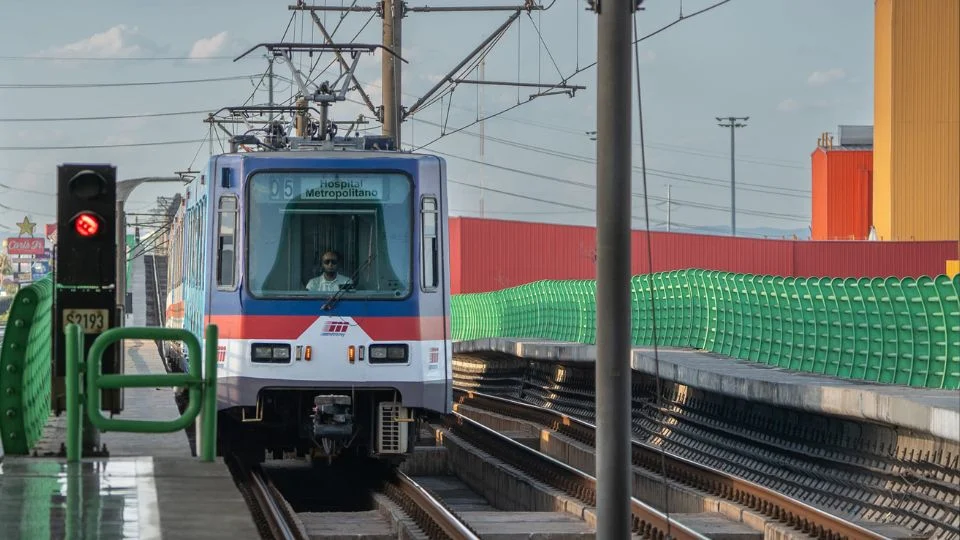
810, 126, 874, 241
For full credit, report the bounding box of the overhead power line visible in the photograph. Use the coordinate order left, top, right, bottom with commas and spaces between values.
0, 55, 242, 61
406, 0, 734, 152
430, 147, 808, 222
407, 116, 810, 197
0, 109, 218, 122
0, 75, 259, 89
0, 139, 205, 151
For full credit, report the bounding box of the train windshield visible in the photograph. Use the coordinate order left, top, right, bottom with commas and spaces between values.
247, 171, 412, 299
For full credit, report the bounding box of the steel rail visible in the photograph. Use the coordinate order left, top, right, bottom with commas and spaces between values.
436, 411, 708, 540
391, 471, 481, 540
248, 467, 306, 540
453, 388, 889, 540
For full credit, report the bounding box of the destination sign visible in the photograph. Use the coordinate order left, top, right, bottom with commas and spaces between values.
253, 172, 409, 204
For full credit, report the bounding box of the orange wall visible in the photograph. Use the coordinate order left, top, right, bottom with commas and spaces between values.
811, 148, 873, 240
811, 148, 829, 238
873, 0, 960, 241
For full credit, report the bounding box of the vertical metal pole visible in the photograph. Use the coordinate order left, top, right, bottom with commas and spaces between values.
730, 122, 736, 236
268, 57, 275, 123
201, 324, 219, 462
382, 0, 402, 147
479, 59, 485, 218
667, 185, 671, 232
65, 324, 82, 463
116, 199, 124, 326
595, 0, 633, 537
718, 116, 746, 236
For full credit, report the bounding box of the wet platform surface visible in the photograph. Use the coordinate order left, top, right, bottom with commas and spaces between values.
454, 338, 960, 442
0, 456, 259, 539
3, 321, 258, 537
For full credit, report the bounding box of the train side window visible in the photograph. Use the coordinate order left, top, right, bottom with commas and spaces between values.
421, 196, 439, 291
217, 195, 238, 289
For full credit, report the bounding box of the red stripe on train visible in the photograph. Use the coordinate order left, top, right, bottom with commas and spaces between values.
206, 315, 449, 341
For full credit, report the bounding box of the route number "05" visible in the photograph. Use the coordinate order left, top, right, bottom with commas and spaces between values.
270, 178, 296, 200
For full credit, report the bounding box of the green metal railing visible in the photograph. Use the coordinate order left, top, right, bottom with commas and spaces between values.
450, 269, 960, 390
64, 324, 219, 462
0, 275, 54, 454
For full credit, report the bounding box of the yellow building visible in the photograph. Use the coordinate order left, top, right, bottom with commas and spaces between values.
873, 0, 959, 241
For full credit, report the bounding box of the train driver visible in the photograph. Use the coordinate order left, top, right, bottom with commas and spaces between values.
305, 250, 353, 292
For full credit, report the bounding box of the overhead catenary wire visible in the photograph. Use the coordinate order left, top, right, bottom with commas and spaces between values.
406, 116, 810, 198
0, 75, 261, 89
0, 139, 206, 151
0, 55, 243, 61
0, 109, 220, 122
350, 81, 809, 172
427, 147, 809, 222
406, 0, 735, 152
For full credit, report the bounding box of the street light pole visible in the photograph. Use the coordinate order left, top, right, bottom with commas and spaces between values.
716, 116, 748, 236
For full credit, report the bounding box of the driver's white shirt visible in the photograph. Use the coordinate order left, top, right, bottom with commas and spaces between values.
306, 273, 352, 292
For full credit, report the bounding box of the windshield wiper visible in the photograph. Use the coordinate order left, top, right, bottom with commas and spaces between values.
321, 253, 376, 311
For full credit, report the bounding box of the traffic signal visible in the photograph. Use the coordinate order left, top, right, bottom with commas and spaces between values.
57, 165, 116, 286
54, 164, 121, 414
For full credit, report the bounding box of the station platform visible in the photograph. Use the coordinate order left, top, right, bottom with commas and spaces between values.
453, 338, 960, 443
0, 338, 259, 539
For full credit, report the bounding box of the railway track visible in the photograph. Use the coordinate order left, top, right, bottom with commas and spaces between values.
381, 471, 481, 540
454, 353, 960, 539
453, 388, 891, 540
229, 454, 479, 540
431, 410, 709, 540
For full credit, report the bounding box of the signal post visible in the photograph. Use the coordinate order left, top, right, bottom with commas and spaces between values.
54, 164, 123, 455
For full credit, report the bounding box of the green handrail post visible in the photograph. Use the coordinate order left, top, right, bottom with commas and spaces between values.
82, 325, 219, 462
65, 323, 84, 463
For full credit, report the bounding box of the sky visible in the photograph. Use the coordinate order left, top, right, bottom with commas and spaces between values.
0, 0, 875, 240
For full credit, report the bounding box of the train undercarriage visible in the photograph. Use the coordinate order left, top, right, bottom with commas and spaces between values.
216, 388, 420, 466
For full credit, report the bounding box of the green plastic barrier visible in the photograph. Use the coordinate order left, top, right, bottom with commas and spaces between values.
450, 270, 960, 390
0, 275, 53, 454
64, 324, 219, 462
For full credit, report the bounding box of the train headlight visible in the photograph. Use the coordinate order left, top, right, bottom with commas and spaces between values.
251, 343, 292, 363
368, 344, 408, 364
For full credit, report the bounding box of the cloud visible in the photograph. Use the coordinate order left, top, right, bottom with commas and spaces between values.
188, 31, 229, 59
41, 25, 152, 58
777, 98, 800, 112
807, 68, 846, 87
636, 49, 656, 64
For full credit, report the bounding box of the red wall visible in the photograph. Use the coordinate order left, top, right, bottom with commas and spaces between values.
450, 217, 958, 293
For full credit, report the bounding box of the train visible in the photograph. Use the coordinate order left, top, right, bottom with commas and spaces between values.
160, 127, 453, 465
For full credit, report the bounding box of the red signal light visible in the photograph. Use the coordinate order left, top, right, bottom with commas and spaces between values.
74, 213, 101, 237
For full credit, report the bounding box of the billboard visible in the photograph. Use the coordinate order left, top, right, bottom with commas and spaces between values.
6, 237, 45, 256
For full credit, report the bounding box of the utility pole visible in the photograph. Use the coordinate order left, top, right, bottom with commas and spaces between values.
594, 0, 633, 537
716, 116, 748, 236
479, 59, 485, 218
382, 0, 403, 147
267, 55, 275, 123
667, 184, 671, 232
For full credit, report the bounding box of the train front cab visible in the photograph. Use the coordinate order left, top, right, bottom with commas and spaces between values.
199, 151, 451, 463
